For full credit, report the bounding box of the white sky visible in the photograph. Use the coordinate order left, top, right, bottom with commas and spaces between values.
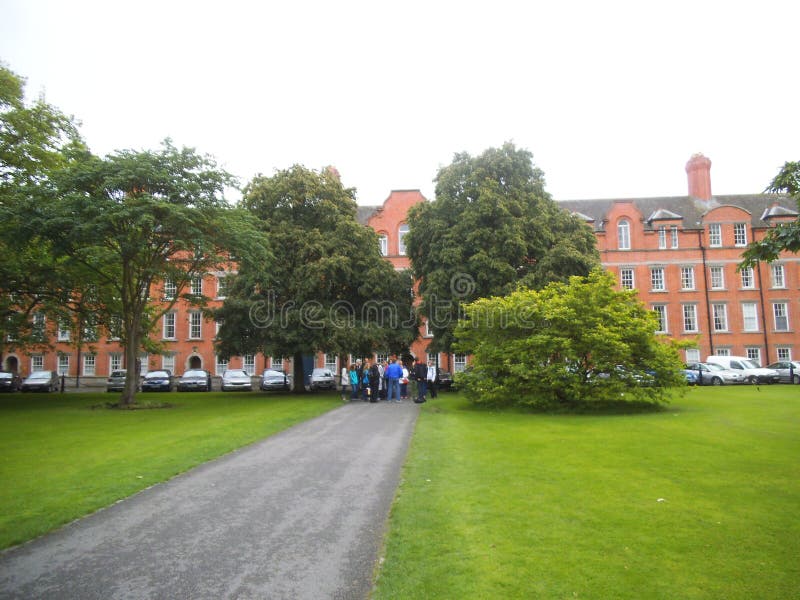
1, 0, 798, 205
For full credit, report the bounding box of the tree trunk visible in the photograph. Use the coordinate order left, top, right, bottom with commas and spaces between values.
120, 327, 141, 406
292, 351, 306, 394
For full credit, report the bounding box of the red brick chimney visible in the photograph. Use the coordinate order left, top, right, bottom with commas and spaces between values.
685, 153, 712, 200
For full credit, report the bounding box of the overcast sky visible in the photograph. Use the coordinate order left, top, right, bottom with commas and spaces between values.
1, 0, 798, 205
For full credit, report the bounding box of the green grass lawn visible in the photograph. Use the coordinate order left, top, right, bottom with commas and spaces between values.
374, 386, 800, 599
0, 391, 340, 550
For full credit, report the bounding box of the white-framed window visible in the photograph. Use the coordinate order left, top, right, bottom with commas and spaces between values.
189, 312, 202, 339
83, 354, 96, 376
746, 347, 762, 365
740, 267, 754, 289
217, 276, 229, 299
398, 224, 409, 255
650, 267, 665, 291
715, 348, 731, 357
57, 321, 71, 342
734, 223, 747, 247
31, 354, 44, 371
163, 279, 177, 300
652, 305, 668, 333
322, 353, 336, 371
378, 234, 388, 257
710, 266, 725, 290
453, 353, 467, 373
162, 354, 175, 373
685, 348, 701, 364
215, 320, 223, 338
109, 353, 123, 372
773, 302, 789, 331
424, 320, 433, 337
32, 312, 46, 341
776, 347, 792, 361
83, 321, 98, 342
742, 302, 759, 332
680, 266, 695, 290
771, 264, 785, 288
620, 268, 634, 290
658, 226, 667, 249
139, 353, 149, 375
270, 357, 283, 369
617, 219, 631, 250
683, 304, 698, 332
244, 354, 256, 374
215, 355, 228, 376
712, 303, 728, 332
58, 354, 69, 376
163, 313, 176, 339
708, 223, 722, 247
670, 226, 679, 249
108, 315, 122, 341
191, 277, 203, 296
376, 352, 389, 365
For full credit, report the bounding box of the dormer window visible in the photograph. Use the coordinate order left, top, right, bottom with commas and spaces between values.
617, 219, 631, 250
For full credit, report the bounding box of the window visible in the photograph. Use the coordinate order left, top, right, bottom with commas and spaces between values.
670, 226, 679, 249
773, 302, 789, 331
746, 348, 762, 365
376, 352, 389, 365
108, 316, 122, 341
652, 305, 667, 333
163, 313, 176, 339
57, 321, 71, 342
650, 267, 665, 291
710, 266, 725, 289
324, 353, 337, 371
378, 234, 388, 256
715, 348, 731, 357
163, 279, 177, 299
683, 304, 698, 332
620, 268, 634, 290
244, 354, 256, 374
83, 320, 98, 342
453, 353, 467, 373
31, 354, 44, 371
734, 223, 747, 247
109, 353, 123, 372
708, 223, 722, 247
685, 348, 700, 364
398, 224, 409, 255
771, 264, 785, 288
58, 354, 69, 376
191, 277, 203, 296
139, 353, 149, 375
270, 357, 283, 369
32, 313, 46, 341
658, 226, 667, 249
189, 312, 202, 339
740, 267, 754, 289
777, 347, 792, 361
215, 355, 228, 376
217, 276, 229, 299
712, 304, 728, 332
162, 354, 175, 373
680, 266, 695, 290
742, 303, 759, 332
617, 219, 631, 250
424, 320, 433, 337
84, 354, 96, 376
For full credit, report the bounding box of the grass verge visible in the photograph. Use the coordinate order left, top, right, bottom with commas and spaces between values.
0, 391, 340, 550
373, 386, 800, 599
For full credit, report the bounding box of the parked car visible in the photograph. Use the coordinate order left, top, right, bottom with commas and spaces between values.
705, 356, 780, 384
106, 369, 130, 392
682, 369, 699, 385
221, 369, 252, 392
20, 370, 60, 392
765, 361, 800, 384
309, 368, 335, 391
0, 370, 21, 392
141, 370, 173, 392
177, 369, 211, 392
260, 369, 290, 391
437, 370, 454, 391
685, 362, 744, 385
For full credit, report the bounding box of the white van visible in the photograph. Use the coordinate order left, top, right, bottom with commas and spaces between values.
705, 356, 779, 384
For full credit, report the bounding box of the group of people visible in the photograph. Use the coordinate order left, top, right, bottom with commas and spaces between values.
341, 357, 438, 404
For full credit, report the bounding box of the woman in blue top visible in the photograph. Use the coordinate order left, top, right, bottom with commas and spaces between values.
349, 364, 360, 401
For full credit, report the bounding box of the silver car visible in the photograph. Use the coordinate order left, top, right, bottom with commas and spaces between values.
309, 368, 335, 391
685, 363, 744, 385
221, 369, 252, 392
21, 370, 60, 392
765, 361, 800, 384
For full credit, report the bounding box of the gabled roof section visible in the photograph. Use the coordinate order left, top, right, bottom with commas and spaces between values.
761, 204, 799, 221
356, 205, 380, 225
647, 209, 682, 222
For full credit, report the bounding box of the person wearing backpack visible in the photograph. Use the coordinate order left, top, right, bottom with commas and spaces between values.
368, 361, 380, 402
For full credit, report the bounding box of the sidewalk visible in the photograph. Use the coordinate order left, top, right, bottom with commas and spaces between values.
0, 401, 419, 599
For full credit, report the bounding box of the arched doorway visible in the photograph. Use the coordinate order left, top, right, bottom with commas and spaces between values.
188, 355, 202, 369
4, 355, 19, 373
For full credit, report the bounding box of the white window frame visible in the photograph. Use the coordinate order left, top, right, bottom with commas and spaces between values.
617, 219, 631, 250
398, 224, 409, 256
682, 304, 698, 333
57, 354, 70, 376
715, 348, 731, 357
163, 313, 176, 340
453, 353, 467, 373
139, 353, 149, 376
708, 223, 722, 247
710, 266, 725, 290
685, 348, 700, 364
31, 354, 44, 372
773, 302, 789, 331
658, 226, 667, 249
57, 321, 71, 342
712, 303, 728, 332
83, 354, 96, 376
740, 267, 754, 289
378, 234, 388, 257
163, 279, 177, 300
191, 277, 203, 296
746, 347, 762, 365
189, 312, 202, 339
162, 354, 175, 373
215, 355, 228, 376
670, 226, 679, 249
771, 264, 785, 288
244, 354, 256, 375
652, 305, 668, 333
216, 276, 228, 299
776, 347, 792, 361
620, 268, 634, 290
680, 266, 695, 290
734, 223, 748, 247
109, 353, 123, 372
742, 302, 759, 332
650, 267, 665, 291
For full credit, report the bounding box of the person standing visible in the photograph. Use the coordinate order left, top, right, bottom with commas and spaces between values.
341, 364, 349, 401
368, 360, 380, 403
427, 359, 438, 399
361, 360, 371, 401
385, 358, 402, 402
348, 364, 360, 401
413, 357, 428, 403
377, 360, 386, 400
400, 363, 409, 400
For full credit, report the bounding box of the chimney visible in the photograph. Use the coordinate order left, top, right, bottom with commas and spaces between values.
685, 153, 712, 200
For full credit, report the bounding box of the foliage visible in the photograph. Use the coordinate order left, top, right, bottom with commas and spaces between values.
740, 160, 800, 267
404, 142, 599, 353
215, 165, 418, 389
452, 269, 687, 408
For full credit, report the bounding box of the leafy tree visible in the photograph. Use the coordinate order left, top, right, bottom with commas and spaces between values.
740, 161, 800, 268
215, 165, 417, 391
32, 141, 268, 405
453, 269, 687, 409
405, 142, 599, 353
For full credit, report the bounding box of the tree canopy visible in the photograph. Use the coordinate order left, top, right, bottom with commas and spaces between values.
404, 142, 599, 352
215, 165, 417, 390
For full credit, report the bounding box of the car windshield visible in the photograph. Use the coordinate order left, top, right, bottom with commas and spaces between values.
226, 370, 247, 377
705, 363, 725, 371
0, 373, 12, 379
741, 360, 759, 369
146, 371, 169, 378
183, 370, 206, 377
110, 371, 126, 377
263, 370, 284, 377
29, 372, 51, 379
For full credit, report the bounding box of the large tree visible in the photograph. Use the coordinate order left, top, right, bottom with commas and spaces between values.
31, 141, 269, 405
453, 269, 687, 409
405, 142, 599, 352
215, 165, 418, 391
740, 160, 800, 267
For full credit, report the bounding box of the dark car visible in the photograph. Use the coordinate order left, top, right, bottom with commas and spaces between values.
177, 369, 212, 392
437, 370, 454, 391
765, 361, 800, 384
141, 370, 173, 392
106, 369, 130, 392
0, 371, 21, 392
260, 369, 290, 392
20, 370, 59, 392
221, 369, 252, 392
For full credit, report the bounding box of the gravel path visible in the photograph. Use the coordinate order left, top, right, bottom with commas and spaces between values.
0, 401, 419, 599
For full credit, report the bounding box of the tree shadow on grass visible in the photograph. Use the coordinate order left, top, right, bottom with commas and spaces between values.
90, 401, 176, 410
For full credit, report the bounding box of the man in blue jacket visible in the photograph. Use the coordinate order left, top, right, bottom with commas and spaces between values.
385, 358, 403, 403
